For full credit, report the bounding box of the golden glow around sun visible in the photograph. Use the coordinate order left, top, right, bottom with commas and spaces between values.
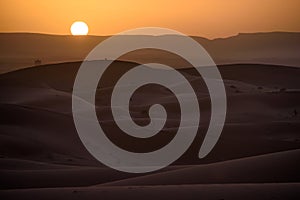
70, 21, 89, 35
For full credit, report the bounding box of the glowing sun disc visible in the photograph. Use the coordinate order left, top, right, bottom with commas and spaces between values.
70, 21, 89, 35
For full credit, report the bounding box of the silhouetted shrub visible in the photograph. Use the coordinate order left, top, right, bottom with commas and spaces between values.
34, 59, 42, 66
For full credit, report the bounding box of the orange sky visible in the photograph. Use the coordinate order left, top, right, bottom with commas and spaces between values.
1, 0, 299, 39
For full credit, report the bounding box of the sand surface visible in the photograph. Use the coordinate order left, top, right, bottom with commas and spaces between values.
0, 60, 299, 199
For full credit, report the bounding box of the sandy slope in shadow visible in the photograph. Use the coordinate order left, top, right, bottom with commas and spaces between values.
0, 61, 299, 199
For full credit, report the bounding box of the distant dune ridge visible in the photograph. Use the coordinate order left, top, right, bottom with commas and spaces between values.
0, 32, 299, 73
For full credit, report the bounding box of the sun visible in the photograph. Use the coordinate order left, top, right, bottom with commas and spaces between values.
70, 21, 89, 36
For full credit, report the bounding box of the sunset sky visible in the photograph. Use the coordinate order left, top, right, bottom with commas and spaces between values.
1, 0, 299, 39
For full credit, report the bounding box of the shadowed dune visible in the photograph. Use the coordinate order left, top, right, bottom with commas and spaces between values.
0, 60, 299, 198
0, 61, 299, 161
1, 183, 300, 200
102, 149, 300, 186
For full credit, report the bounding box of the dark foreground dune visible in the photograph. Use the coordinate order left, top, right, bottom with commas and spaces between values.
1, 183, 300, 200
0, 60, 299, 199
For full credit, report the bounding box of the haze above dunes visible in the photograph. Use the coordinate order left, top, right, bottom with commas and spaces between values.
0, 32, 299, 73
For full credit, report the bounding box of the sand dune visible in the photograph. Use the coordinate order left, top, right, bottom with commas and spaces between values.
0, 61, 299, 163
0, 158, 79, 170
0, 60, 299, 199
1, 32, 299, 73
1, 167, 136, 189
102, 149, 300, 186
1, 183, 299, 200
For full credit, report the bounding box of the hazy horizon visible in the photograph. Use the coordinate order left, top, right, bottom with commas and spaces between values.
1, 30, 300, 40
1, 0, 300, 39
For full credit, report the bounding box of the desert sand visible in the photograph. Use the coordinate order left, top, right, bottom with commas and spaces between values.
1, 32, 300, 73
0, 58, 299, 199
0, 32, 300, 200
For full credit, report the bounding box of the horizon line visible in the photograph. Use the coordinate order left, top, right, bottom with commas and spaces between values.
0, 31, 299, 40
